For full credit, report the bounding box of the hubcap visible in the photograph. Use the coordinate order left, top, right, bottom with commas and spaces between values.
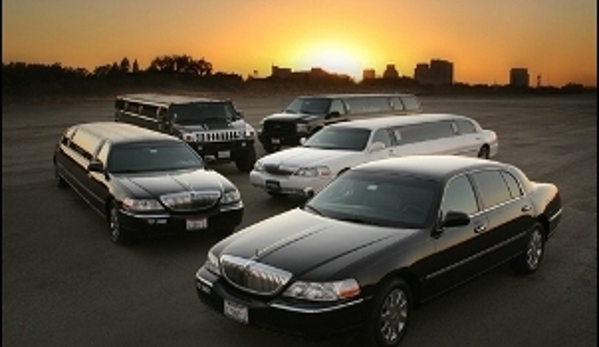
526, 229, 543, 269
379, 288, 408, 344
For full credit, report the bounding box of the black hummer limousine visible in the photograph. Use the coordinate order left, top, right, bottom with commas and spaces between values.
115, 93, 257, 172
257, 93, 421, 152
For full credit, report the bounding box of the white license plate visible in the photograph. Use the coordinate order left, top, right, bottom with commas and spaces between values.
271, 138, 281, 144
218, 150, 231, 158
224, 300, 248, 324
186, 218, 207, 230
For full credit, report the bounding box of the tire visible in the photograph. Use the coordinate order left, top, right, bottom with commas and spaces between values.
362, 278, 412, 347
235, 146, 256, 173
511, 223, 545, 275
477, 145, 490, 159
54, 165, 68, 188
108, 201, 136, 245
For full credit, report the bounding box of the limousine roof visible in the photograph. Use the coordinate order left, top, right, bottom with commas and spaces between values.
74, 122, 180, 144
330, 113, 474, 130
354, 155, 505, 181
296, 93, 415, 99
116, 93, 228, 105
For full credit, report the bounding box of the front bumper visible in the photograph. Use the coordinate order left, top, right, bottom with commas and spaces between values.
195, 267, 370, 339
249, 170, 329, 197
186, 140, 254, 163
118, 202, 243, 236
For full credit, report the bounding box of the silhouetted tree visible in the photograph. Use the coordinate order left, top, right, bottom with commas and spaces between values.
132, 59, 140, 73
119, 57, 131, 73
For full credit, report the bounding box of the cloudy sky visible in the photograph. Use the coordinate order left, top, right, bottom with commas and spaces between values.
2, 0, 596, 86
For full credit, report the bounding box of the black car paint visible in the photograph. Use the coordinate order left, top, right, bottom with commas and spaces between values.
195, 156, 561, 341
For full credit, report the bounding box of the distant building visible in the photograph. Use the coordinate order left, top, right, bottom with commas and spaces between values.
510, 68, 530, 87
271, 65, 292, 78
362, 68, 376, 80
382, 64, 399, 79
414, 59, 454, 86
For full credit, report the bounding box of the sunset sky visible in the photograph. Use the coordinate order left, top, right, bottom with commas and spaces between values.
2, 0, 597, 86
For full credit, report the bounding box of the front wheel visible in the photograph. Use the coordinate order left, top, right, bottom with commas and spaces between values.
235, 146, 256, 173
108, 201, 137, 246
362, 278, 412, 347
511, 223, 545, 274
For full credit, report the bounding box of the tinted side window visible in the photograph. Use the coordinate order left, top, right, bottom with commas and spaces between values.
70, 130, 101, 161
140, 104, 159, 118
397, 121, 456, 144
371, 129, 394, 148
345, 97, 391, 114
401, 96, 421, 112
329, 99, 346, 115
125, 102, 140, 113
441, 175, 479, 215
501, 171, 523, 198
455, 119, 478, 134
471, 170, 512, 209
390, 96, 405, 111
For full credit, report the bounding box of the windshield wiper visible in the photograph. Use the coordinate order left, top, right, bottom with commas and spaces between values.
303, 204, 323, 216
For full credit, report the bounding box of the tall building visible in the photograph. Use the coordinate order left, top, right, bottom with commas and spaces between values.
382, 64, 399, 79
414, 59, 454, 86
510, 68, 530, 87
271, 65, 292, 78
362, 68, 376, 80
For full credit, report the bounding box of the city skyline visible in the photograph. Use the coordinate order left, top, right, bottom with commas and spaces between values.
3, 0, 597, 87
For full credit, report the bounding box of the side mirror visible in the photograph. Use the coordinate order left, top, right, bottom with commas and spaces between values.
299, 137, 307, 145
236, 111, 244, 119
441, 211, 470, 228
87, 160, 104, 173
368, 142, 385, 153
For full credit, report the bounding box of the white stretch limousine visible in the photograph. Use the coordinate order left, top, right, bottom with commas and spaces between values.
249, 113, 498, 197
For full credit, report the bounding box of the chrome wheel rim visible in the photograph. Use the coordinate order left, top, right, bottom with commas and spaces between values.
526, 228, 543, 270
379, 288, 408, 344
110, 205, 120, 241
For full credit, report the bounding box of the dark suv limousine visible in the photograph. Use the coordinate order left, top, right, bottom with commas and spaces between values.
257, 93, 421, 152
53, 122, 244, 245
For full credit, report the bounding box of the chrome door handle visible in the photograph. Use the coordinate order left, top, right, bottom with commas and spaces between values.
521, 205, 532, 212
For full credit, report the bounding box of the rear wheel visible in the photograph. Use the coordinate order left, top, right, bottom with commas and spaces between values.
362, 278, 412, 347
235, 146, 256, 173
54, 165, 68, 188
511, 223, 545, 274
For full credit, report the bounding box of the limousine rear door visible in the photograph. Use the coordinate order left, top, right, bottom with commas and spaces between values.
451, 119, 483, 157
392, 121, 463, 157
366, 128, 397, 161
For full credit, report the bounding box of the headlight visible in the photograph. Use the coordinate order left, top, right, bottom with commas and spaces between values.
204, 251, 221, 276
283, 279, 360, 301
181, 132, 197, 142
253, 161, 264, 172
245, 126, 255, 138
294, 166, 331, 177
221, 189, 241, 204
296, 123, 310, 133
122, 198, 164, 212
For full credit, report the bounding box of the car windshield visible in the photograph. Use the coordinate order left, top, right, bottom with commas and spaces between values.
108, 142, 204, 174
304, 171, 439, 228
169, 102, 238, 124
284, 98, 331, 115
303, 127, 371, 151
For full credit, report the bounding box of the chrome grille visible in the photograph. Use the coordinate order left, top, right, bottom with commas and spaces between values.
196, 130, 243, 143
220, 255, 292, 296
160, 191, 221, 212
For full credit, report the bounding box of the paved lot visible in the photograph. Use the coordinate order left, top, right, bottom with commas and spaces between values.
2, 94, 596, 347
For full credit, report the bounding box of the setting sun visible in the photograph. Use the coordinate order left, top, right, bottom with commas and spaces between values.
290, 41, 373, 80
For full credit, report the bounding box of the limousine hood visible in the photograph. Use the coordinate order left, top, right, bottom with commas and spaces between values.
259, 146, 359, 168
113, 169, 226, 197
216, 208, 413, 278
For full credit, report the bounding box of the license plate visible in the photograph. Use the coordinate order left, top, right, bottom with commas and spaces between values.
224, 300, 248, 324
271, 138, 281, 144
218, 150, 231, 159
265, 180, 280, 191
186, 218, 207, 230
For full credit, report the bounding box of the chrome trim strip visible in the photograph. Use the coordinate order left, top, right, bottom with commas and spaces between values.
120, 210, 170, 219
425, 231, 526, 280
548, 207, 563, 222
269, 298, 365, 314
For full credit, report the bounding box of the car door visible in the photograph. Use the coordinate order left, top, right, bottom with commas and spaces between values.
366, 128, 397, 162
452, 118, 484, 157
392, 121, 457, 157
420, 173, 491, 298
87, 140, 112, 214
468, 169, 536, 263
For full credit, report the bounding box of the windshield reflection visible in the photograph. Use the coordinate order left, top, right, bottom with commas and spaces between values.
109, 143, 204, 173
